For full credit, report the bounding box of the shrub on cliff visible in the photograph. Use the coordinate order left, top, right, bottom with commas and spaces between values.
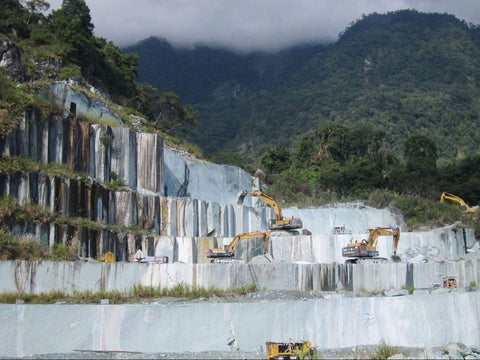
0, 231, 19, 260
0, 231, 78, 261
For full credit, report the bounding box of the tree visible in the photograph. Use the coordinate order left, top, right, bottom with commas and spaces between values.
403, 134, 438, 195
316, 124, 385, 165
50, 0, 94, 72
260, 147, 291, 174
57, 0, 93, 35
21, 0, 50, 14
156, 92, 197, 135
129, 82, 159, 121
294, 136, 316, 167
405, 134, 438, 172
0, 0, 30, 37
95, 38, 139, 97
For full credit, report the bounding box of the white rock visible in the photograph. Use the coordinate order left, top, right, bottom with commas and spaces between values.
446, 343, 472, 357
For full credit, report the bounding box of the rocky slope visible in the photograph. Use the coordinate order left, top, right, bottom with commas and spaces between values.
1, 81, 480, 359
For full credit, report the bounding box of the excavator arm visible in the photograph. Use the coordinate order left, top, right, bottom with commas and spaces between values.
440, 192, 478, 213
343, 226, 400, 261
238, 190, 283, 220
207, 230, 270, 259
224, 230, 269, 253
367, 227, 400, 255
238, 190, 303, 230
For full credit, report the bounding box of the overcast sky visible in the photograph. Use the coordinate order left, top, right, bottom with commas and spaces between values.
46, 0, 480, 53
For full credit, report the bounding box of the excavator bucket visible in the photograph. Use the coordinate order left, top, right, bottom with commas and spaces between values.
237, 190, 247, 205
391, 254, 401, 262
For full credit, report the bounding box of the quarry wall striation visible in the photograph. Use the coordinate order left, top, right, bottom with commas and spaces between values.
1, 255, 479, 294
1, 291, 479, 357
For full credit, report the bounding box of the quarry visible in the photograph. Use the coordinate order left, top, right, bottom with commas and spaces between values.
1, 82, 480, 359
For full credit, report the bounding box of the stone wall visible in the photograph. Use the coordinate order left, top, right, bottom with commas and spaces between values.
0, 93, 265, 259
1, 256, 479, 294
2, 292, 480, 357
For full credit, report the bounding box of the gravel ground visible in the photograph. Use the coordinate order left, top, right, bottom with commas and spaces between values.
132, 289, 368, 306
21, 345, 432, 359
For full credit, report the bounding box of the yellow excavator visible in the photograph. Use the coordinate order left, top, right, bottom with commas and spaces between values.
266, 341, 314, 359
237, 190, 303, 230
342, 227, 400, 263
440, 192, 478, 213
206, 229, 270, 261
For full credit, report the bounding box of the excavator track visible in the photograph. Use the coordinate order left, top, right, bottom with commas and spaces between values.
346, 257, 388, 264
211, 257, 244, 264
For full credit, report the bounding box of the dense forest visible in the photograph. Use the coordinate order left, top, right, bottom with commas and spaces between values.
1, 1, 480, 225
126, 11, 480, 161
125, 10, 480, 208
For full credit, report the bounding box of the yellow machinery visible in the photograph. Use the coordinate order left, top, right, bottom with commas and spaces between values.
342, 227, 400, 263
440, 192, 478, 213
266, 341, 313, 360
238, 190, 303, 230
206, 229, 270, 260
431, 276, 458, 289
443, 276, 458, 288
104, 251, 115, 263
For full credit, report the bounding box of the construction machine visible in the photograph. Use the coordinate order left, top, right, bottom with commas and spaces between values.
206, 229, 270, 262
440, 192, 478, 213
237, 190, 303, 231
342, 227, 400, 263
266, 341, 314, 360
431, 275, 458, 290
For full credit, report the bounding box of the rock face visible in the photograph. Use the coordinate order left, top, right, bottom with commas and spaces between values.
0, 82, 477, 268
0, 39, 26, 81
1, 292, 480, 357
164, 146, 256, 204
1, 256, 479, 294
48, 81, 124, 124
0, 83, 270, 260
1, 82, 480, 359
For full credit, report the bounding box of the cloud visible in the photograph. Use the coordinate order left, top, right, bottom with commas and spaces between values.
47, 0, 480, 53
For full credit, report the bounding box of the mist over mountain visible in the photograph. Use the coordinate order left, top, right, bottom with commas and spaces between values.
124, 37, 323, 104
125, 10, 480, 160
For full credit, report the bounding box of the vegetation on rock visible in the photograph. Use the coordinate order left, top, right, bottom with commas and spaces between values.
0, 282, 258, 304
1, 1, 479, 239
0, 0, 198, 139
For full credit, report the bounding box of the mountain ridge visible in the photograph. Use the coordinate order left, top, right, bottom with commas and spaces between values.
124, 10, 480, 160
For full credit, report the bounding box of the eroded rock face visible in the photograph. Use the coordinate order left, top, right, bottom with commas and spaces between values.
0, 104, 265, 259
0, 84, 476, 266
163, 146, 255, 204
47, 81, 123, 124
0, 39, 26, 81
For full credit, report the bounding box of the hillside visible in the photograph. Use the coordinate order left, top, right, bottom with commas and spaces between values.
125, 37, 323, 105
1, 3, 480, 358
125, 10, 480, 160
2, 1, 480, 208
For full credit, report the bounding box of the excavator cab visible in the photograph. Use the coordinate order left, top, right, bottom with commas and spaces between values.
343, 227, 400, 263
207, 230, 270, 262
266, 341, 313, 360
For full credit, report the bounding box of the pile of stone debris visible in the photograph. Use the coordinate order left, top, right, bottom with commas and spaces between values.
24, 343, 480, 359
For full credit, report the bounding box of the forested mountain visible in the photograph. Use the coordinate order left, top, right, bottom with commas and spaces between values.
2, 1, 480, 210
124, 37, 322, 113
125, 10, 480, 161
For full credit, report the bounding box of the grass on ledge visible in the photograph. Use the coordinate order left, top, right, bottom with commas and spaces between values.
0, 283, 258, 304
